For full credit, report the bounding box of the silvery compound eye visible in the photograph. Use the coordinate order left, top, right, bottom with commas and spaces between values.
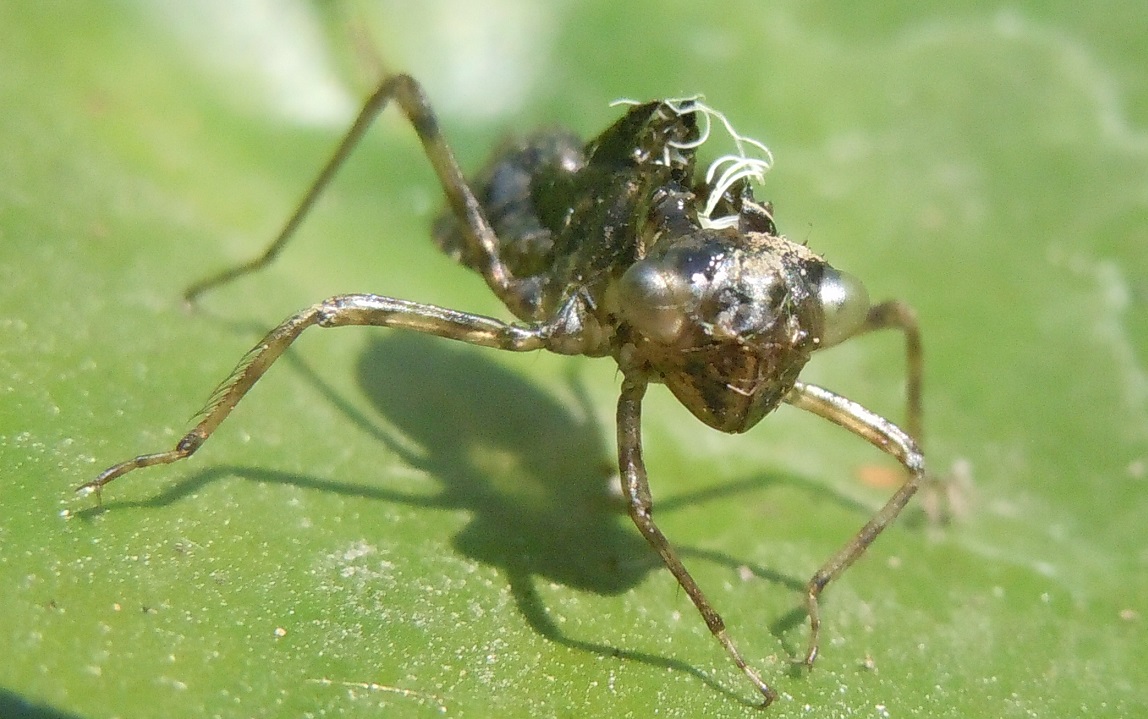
612, 249, 700, 345
817, 266, 870, 348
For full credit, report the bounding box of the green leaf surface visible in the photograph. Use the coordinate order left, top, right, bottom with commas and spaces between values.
2, 2, 1145, 717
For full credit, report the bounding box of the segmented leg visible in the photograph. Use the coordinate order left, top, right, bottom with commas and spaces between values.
184, 74, 520, 313
783, 381, 925, 667
78, 294, 552, 500
857, 300, 923, 443
617, 370, 778, 707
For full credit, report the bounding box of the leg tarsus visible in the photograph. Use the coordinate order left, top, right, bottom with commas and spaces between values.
798, 572, 829, 668
76, 427, 205, 501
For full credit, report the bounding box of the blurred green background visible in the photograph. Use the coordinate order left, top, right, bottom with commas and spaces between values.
2, 1, 1145, 717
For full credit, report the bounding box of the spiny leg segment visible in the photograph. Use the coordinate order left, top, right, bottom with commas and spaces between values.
78, 295, 552, 501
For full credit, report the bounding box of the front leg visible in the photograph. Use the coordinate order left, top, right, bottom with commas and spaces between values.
616, 370, 778, 707
79, 294, 554, 501
783, 381, 926, 667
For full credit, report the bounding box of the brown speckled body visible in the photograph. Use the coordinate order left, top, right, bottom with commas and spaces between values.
84, 75, 927, 708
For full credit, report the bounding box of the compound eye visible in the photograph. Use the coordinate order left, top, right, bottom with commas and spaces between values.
818, 267, 870, 348
615, 259, 694, 344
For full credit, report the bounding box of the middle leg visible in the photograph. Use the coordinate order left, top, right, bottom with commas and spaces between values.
79, 294, 552, 499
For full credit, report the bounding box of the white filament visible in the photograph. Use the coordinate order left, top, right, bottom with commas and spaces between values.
609, 95, 774, 227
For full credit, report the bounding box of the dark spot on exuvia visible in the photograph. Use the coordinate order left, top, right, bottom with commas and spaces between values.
678, 246, 722, 282
793, 256, 826, 295
687, 348, 751, 419
699, 378, 734, 417
715, 285, 752, 312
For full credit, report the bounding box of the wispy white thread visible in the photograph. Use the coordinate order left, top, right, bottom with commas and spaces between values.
610, 95, 774, 227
